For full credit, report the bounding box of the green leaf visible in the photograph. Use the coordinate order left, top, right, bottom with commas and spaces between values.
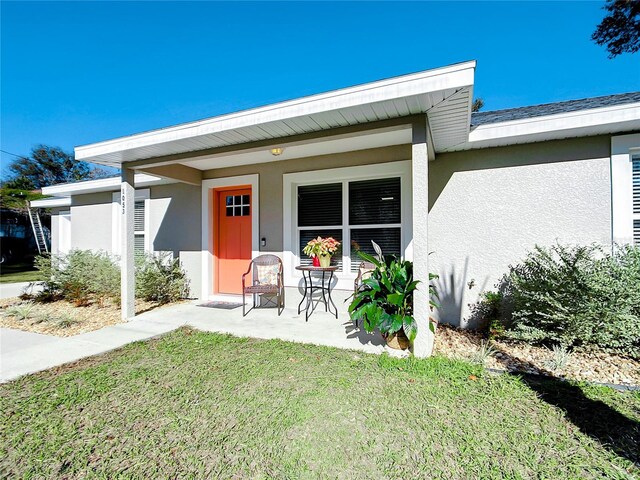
357, 250, 381, 268
403, 316, 418, 342
387, 293, 404, 307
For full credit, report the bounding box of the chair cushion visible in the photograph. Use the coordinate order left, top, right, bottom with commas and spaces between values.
256, 264, 279, 286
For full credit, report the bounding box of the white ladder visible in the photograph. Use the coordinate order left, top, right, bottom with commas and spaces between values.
27, 206, 49, 254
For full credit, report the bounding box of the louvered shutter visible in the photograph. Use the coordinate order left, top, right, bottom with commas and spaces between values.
633, 158, 640, 244
134, 200, 146, 255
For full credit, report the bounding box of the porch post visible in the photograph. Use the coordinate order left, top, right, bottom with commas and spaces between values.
411, 117, 434, 358
120, 167, 135, 320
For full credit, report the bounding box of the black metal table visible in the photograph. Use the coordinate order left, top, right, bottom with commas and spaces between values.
295, 266, 339, 321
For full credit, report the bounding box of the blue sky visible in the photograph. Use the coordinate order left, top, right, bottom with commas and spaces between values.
1, 1, 639, 178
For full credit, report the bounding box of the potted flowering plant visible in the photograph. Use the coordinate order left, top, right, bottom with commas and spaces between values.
302, 236, 340, 267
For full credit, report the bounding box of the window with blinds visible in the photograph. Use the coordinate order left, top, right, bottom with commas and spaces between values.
296, 176, 402, 272
633, 157, 640, 245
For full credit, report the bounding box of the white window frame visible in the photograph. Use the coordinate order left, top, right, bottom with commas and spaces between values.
283, 160, 412, 290
611, 134, 640, 245
112, 188, 151, 255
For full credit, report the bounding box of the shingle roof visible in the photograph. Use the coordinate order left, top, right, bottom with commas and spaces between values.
470, 92, 640, 127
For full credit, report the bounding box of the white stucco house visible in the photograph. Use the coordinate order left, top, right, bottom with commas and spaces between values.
32, 61, 640, 356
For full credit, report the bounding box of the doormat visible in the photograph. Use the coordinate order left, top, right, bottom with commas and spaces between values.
198, 301, 243, 310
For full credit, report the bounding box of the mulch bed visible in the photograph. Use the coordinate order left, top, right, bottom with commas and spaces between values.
0, 297, 163, 337
434, 324, 640, 387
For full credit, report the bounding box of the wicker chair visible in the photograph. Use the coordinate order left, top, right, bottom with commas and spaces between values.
354, 261, 376, 294
242, 254, 284, 317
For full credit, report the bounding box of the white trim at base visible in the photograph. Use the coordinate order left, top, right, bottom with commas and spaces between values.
201, 174, 260, 300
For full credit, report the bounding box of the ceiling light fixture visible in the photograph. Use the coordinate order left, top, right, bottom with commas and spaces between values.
270, 147, 284, 156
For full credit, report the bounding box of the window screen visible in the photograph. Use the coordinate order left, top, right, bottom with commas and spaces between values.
349, 177, 401, 225
298, 183, 342, 226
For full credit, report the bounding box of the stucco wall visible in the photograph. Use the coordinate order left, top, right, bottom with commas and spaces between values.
428, 135, 612, 328
70, 192, 113, 252
149, 183, 202, 297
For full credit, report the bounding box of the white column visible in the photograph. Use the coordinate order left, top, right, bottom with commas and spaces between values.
411, 117, 434, 358
121, 167, 135, 320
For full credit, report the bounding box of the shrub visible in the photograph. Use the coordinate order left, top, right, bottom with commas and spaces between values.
503, 243, 640, 358
135, 253, 190, 304
36, 250, 120, 306
34, 250, 190, 307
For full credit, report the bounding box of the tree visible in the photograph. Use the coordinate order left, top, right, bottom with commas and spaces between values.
472, 98, 485, 112
5, 145, 111, 190
592, 0, 640, 58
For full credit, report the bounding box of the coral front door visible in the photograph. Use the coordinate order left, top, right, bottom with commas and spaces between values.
216, 188, 252, 294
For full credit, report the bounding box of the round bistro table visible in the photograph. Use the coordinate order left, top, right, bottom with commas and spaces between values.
295, 265, 339, 321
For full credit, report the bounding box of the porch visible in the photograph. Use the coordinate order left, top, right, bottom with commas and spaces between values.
75, 62, 478, 357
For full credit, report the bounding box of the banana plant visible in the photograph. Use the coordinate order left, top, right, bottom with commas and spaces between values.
348, 241, 438, 342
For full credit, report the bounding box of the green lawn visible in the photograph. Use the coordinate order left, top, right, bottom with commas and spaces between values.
0, 260, 41, 284
1, 329, 638, 479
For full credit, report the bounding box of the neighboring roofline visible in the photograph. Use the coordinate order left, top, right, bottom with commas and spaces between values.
75, 61, 477, 162
30, 197, 72, 208
41, 173, 173, 197
448, 101, 640, 151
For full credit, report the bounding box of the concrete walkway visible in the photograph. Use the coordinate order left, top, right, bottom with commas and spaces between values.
0, 282, 42, 300
0, 305, 187, 382
1, 298, 388, 383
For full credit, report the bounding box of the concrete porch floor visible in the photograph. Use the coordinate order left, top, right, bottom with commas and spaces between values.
175, 299, 386, 354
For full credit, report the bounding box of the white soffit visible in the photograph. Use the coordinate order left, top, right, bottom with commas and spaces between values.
75, 61, 476, 166
449, 102, 640, 151
180, 127, 412, 170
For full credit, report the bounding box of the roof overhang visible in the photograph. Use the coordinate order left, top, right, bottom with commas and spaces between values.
30, 197, 72, 208
449, 101, 640, 151
75, 61, 476, 166
40, 173, 173, 197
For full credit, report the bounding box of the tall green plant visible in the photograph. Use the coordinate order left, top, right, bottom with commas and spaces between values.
348, 242, 438, 342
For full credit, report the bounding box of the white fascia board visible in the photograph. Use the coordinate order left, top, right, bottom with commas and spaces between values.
75, 61, 476, 162
457, 102, 640, 150
41, 173, 171, 196
30, 197, 72, 208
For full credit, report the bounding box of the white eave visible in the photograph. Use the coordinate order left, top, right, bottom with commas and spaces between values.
30, 197, 72, 208
75, 61, 477, 166
40, 173, 173, 197
449, 101, 640, 151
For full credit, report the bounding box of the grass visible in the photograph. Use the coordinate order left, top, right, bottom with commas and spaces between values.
1, 329, 638, 479
0, 260, 41, 284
